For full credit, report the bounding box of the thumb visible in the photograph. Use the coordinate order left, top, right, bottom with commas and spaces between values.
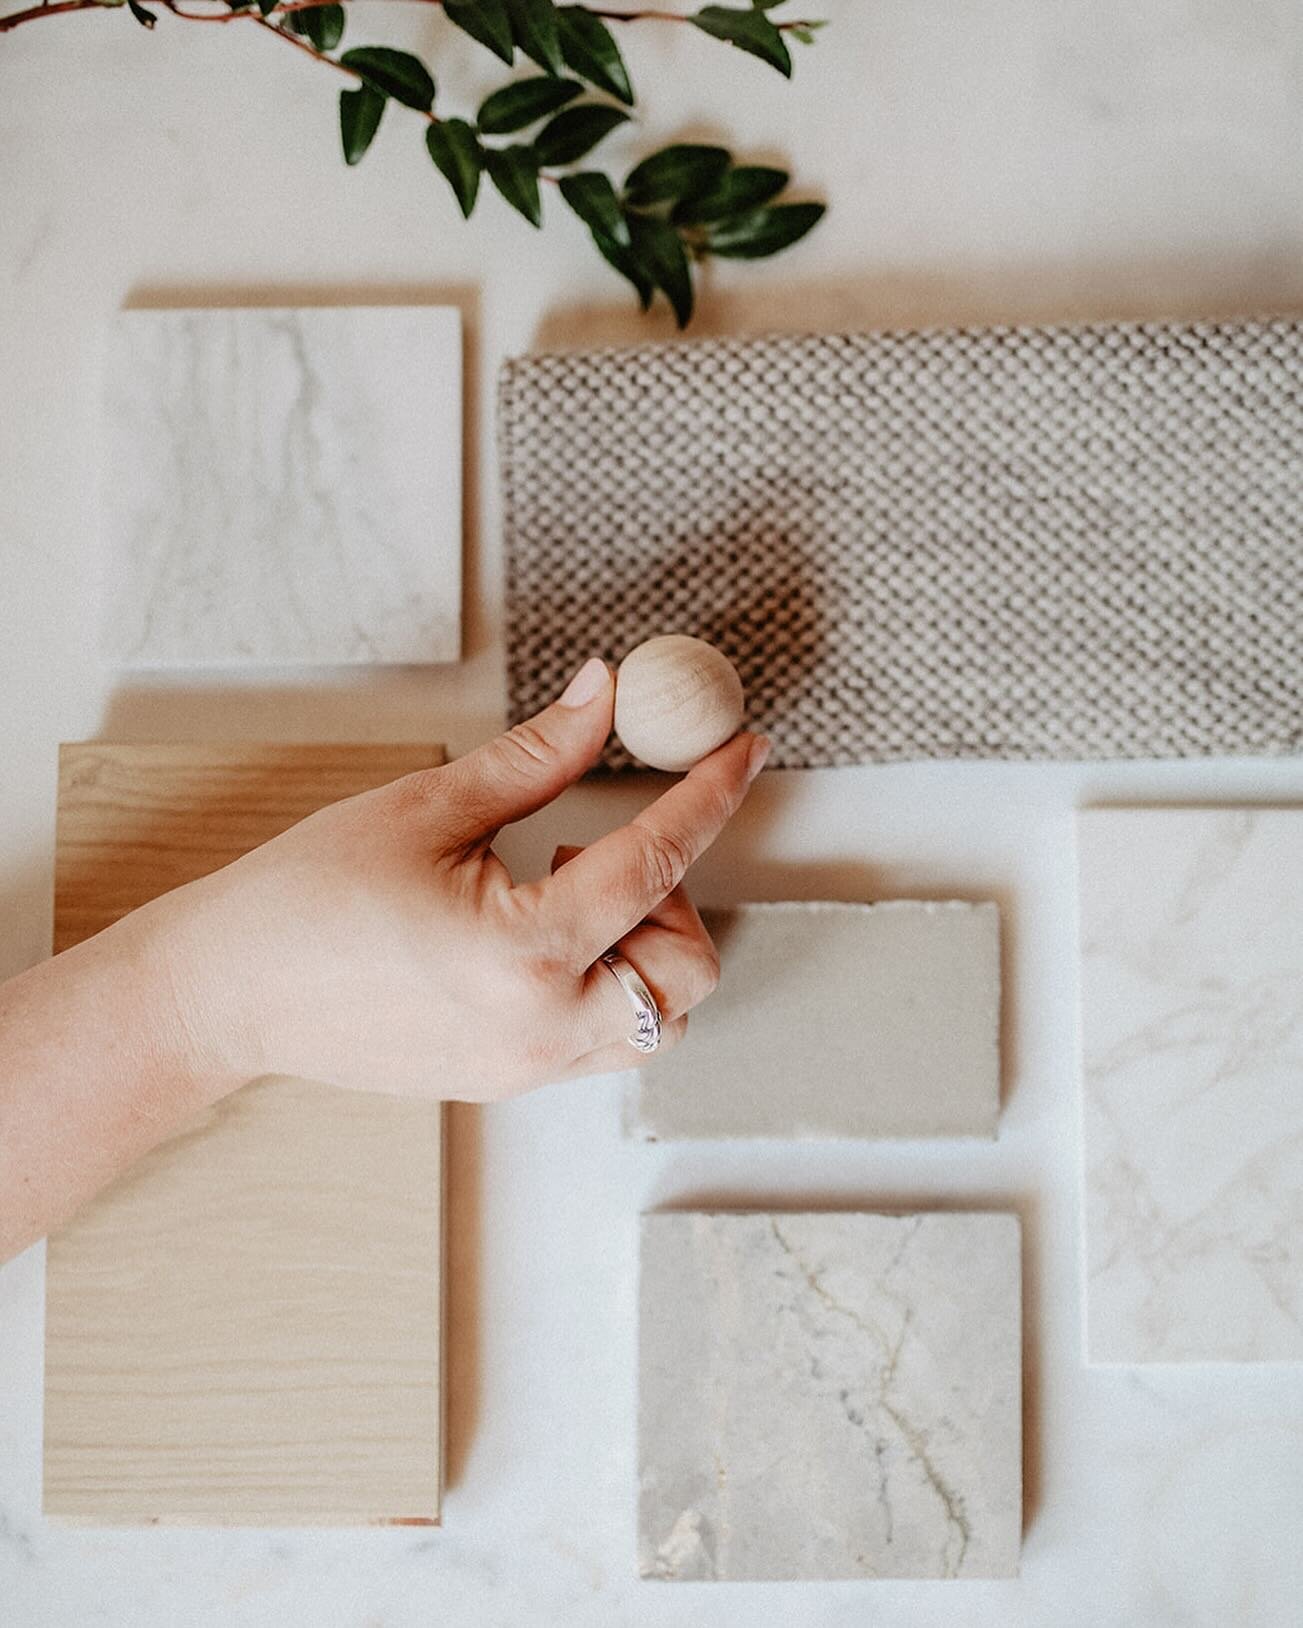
440, 659, 613, 841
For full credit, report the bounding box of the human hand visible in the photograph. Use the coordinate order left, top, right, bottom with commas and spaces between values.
166, 658, 768, 1101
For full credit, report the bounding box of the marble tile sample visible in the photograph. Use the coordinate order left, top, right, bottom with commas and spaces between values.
1079, 809, 1303, 1364
630, 901, 1000, 1140
100, 306, 462, 666
44, 743, 446, 1524
639, 1212, 1022, 1581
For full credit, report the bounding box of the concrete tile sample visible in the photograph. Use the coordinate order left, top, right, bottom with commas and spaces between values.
639, 1212, 1022, 1581
630, 901, 1000, 1140
101, 306, 462, 667
1079, 808, 1303, 1363
45, 742, 446, 1524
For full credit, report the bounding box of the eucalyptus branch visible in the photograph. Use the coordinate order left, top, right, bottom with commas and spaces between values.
266, 0, 823, 28
1, 0, 820, 32
2, 0, 828, 326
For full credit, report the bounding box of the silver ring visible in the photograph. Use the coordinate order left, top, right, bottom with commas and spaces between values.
600, 951, 663, 1054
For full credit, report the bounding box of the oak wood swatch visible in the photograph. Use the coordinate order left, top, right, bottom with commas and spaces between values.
44, 742, 445, 1526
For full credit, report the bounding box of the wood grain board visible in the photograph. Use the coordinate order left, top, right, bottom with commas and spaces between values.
44, 742, 446, 1525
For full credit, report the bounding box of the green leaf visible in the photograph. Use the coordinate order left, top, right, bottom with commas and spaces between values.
288, 2, 344, 51
426, 119, 484, 217
559, 170, 629, 246
339, 84, 385, 164
127, 0, 156, 25
704, 200, 824, 258
339, 47, 436, 111
790, 21, 826, 45
624, 143, 730, 207
485, 143, 543, 226
533, 103, 628, 167
671, 164, 787, 224
628, 212, 694, 327
476, 74, 581, 134
504, 0, 564, 75
444, 0, 514, 64
690, 5, 792, 76
594, 231, 654, 309
555, 7, 633, 105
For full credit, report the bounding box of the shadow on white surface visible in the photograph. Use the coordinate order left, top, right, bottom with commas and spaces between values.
443, 1102, 482, 1494
533, 256, 1303, 352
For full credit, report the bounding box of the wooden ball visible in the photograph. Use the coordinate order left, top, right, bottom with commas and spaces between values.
614, 635, 745, 772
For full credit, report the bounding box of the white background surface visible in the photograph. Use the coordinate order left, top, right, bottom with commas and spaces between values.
3, 3, 1303, 1623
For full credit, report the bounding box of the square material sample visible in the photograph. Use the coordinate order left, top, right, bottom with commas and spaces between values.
639, 1212, 1023, 1581
44, 742, 445, 1524
101, 306, 462, 666
631, 901, 1000, 1139
1079, 808, 1303, 1363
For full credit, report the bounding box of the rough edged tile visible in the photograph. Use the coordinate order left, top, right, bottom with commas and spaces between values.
1079, 808, 1303, 1364
100, 307, 462, 667
44, 742, 445, 1525
630, 901, 1000, 1140
638, 1212, 1022, 1581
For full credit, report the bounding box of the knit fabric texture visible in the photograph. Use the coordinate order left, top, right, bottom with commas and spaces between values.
500, 323, 1302, 767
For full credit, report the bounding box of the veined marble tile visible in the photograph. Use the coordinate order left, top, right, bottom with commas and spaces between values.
638, 1212, 1022, 1581
1079, 808, 1303, 1364
100, 307, 462, 666
630, 901, 1001, 1139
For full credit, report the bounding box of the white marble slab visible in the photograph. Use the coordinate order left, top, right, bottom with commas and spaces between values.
1079, 808, 1303, 1364
100, 307, 462, 666
639, 1212, 1022, 1581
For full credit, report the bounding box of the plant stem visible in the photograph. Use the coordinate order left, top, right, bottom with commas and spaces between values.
249, 8, 360, 71
2, 0, 821, 35
1, 0, 97, 31
159, 0, 240, 17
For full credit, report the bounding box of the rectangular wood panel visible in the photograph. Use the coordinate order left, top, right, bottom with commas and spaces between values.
44, 742, 446, 1525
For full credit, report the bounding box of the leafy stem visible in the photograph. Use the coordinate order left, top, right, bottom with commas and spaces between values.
1, 0, 823, 32
2, 0, 828, 325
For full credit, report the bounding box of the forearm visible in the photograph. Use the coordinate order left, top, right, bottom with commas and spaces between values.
0, 894, 252, 1261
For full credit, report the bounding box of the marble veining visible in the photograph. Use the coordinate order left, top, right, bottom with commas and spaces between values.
638, 1212, 1022, 1581
1079, 808, 1303, 1363
100, 307, 462, 666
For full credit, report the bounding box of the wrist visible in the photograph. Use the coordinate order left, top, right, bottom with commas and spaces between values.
115, 880, 267, 1109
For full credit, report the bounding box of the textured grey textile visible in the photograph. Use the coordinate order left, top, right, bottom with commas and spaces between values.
500, 323, 1303, 767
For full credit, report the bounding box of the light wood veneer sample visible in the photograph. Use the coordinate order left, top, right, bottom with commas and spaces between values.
44, 742, 445, 1526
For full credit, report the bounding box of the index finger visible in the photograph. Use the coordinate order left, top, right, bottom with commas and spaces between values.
534, 731, 769, 966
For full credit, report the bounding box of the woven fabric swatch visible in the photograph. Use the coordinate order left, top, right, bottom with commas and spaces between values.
500, 323, 1303, 766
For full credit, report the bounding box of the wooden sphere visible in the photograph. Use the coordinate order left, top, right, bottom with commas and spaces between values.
614, 635, 745, 772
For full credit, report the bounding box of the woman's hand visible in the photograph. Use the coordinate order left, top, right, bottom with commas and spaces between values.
170, 657, 768, 1100
0, 657, 766, 1257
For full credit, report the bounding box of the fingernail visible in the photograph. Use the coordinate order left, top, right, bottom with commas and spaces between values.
746, 735, 772, 781
558, 657, 610, 709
